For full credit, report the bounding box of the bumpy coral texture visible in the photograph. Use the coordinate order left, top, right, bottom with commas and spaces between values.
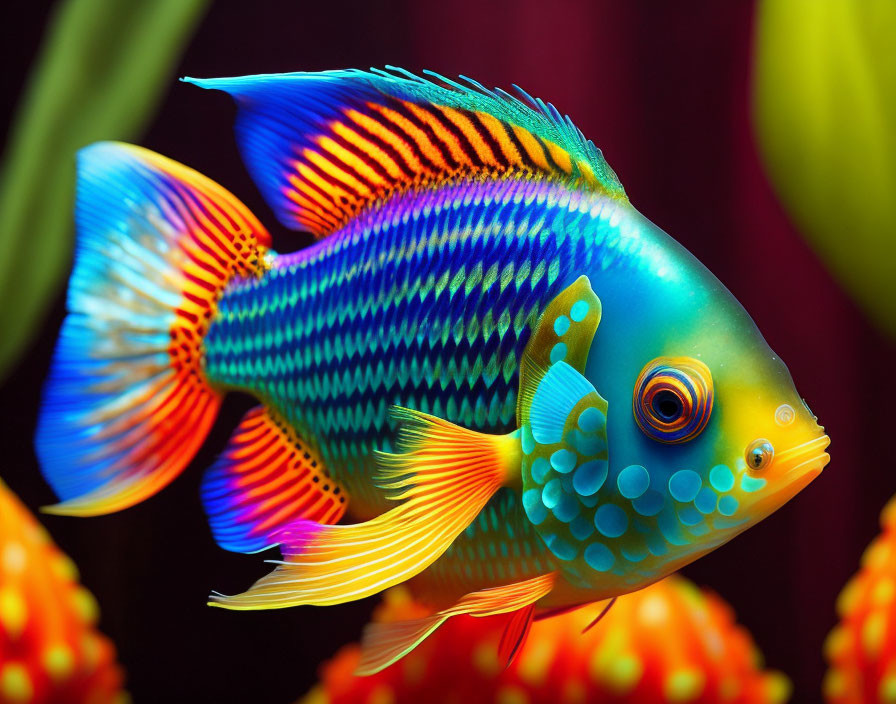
825, 496, 896, 703
0, 480, 125, 703
301, 574, 789, 704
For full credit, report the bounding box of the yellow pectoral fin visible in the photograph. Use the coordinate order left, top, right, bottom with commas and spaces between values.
356, 572, 556, 676
208, 407, 520, 610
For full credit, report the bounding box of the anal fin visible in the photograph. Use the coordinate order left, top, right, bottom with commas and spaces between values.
357, 573, 555, 675
208, 407, 519, 609
201, 406, 347, 553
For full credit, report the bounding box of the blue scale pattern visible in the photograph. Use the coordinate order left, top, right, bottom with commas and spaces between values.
204, 177, 630, 516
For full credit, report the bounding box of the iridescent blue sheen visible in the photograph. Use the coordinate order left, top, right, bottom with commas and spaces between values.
204, 178, 632, 514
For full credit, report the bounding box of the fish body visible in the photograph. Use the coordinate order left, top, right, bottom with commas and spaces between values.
205, 177, 644, 517
35, 68, 830, 672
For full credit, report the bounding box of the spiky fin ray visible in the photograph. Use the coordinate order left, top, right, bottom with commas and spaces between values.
356, 573, 555, 675
208, 408, 520, 610
184, 68, 627, 236
36, 142, 270, 516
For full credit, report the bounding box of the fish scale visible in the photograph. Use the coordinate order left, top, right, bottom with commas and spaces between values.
203, 177, 623, 515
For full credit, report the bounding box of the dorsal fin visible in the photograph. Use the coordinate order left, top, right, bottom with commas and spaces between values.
184, 67, 627, 237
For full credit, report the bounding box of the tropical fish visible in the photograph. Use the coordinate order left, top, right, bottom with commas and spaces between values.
300, 577, 791, 704
824, 494, 896, 703
35, 68, 831, 672
0, 478, 125, 703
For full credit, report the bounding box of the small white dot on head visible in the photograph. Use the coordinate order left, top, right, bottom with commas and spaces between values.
775, 403, 795, 427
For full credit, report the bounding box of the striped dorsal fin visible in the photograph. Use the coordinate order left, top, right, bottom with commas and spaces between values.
185, 67, 627, 237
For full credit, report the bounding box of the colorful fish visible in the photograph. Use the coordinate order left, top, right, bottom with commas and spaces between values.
300, 576, 791, 704
824, 495, 896, 703
35, 68, 831, 672
0, 478, 125, 703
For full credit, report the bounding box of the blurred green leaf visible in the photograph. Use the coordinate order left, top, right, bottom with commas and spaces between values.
754, 0, 896, 337
0, 0, 208, 379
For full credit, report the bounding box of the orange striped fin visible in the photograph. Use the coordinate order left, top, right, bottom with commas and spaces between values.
207, 407, 521, 610
37, 143, 269, 516
185, 68, 627, 237
201, 406, 348, 553
356, 573, 556, 675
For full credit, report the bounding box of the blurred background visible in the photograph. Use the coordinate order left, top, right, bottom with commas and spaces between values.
1, 1, 894, 702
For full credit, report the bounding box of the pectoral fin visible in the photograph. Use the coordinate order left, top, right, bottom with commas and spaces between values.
356, 572, 556, 675
209, 407, 520, 610
516, 276, 611, 567
517, 275, 603, 427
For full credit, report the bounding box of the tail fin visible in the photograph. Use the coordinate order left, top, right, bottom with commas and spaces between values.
36, 142, 271, 516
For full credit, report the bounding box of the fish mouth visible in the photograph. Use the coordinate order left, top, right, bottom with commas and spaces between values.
775, 434, 831, 478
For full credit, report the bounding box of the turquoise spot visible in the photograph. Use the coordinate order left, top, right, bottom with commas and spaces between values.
522, 489, 547, 525
550, 449, 577, 474
553, 315, 571, 336
579, 491, 600, 508
677, 506, 703, 526
530, 457, 551, 484
669, 470, 702, 503
572, 430, 606, 456
542, 479, 563, 508
521, 426, 535, 455
657, 510, 688, 546
584, 542, 615, 571
718, 495, 739, 516
553, 494, 580, 523
632, 490, 664, 517
577, 406, 605, 433
560, 475, 574, 493
595, 504, 628, 538
645, 532, 669, 557
570, 515, 595, 540
741, 475, 767, 493
570, 299, 590, 322
617, 465, 650, 499
545, 534, 577, 561
695, 487, 718, 514
620, 540, 649, 563
572, 459, 608, 496
709, 464, 735, 492
550, 342, 567, 363
690, 522, 710, 537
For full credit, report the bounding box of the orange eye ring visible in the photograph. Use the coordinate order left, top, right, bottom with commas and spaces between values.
633, 357, 714, 444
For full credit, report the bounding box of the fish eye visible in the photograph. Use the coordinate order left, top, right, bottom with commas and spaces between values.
633, 357, 713, 444
652, 390, 683, 421
746, 439, 774, 470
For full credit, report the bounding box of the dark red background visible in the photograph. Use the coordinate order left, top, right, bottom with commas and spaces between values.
2, 2, 893, 702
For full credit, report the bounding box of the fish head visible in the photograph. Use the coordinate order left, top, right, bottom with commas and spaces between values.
607, 251, 832, 559
524, 209, 830, 596
616, 331, 831, 562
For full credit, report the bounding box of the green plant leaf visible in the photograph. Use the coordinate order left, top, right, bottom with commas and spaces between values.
0, 0, 208, 379
753, 0, 896, 337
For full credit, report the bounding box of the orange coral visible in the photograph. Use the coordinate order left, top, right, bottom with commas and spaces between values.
824, 495, 896, 703
0, 479, 125, 703
300, 575, 789, 704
